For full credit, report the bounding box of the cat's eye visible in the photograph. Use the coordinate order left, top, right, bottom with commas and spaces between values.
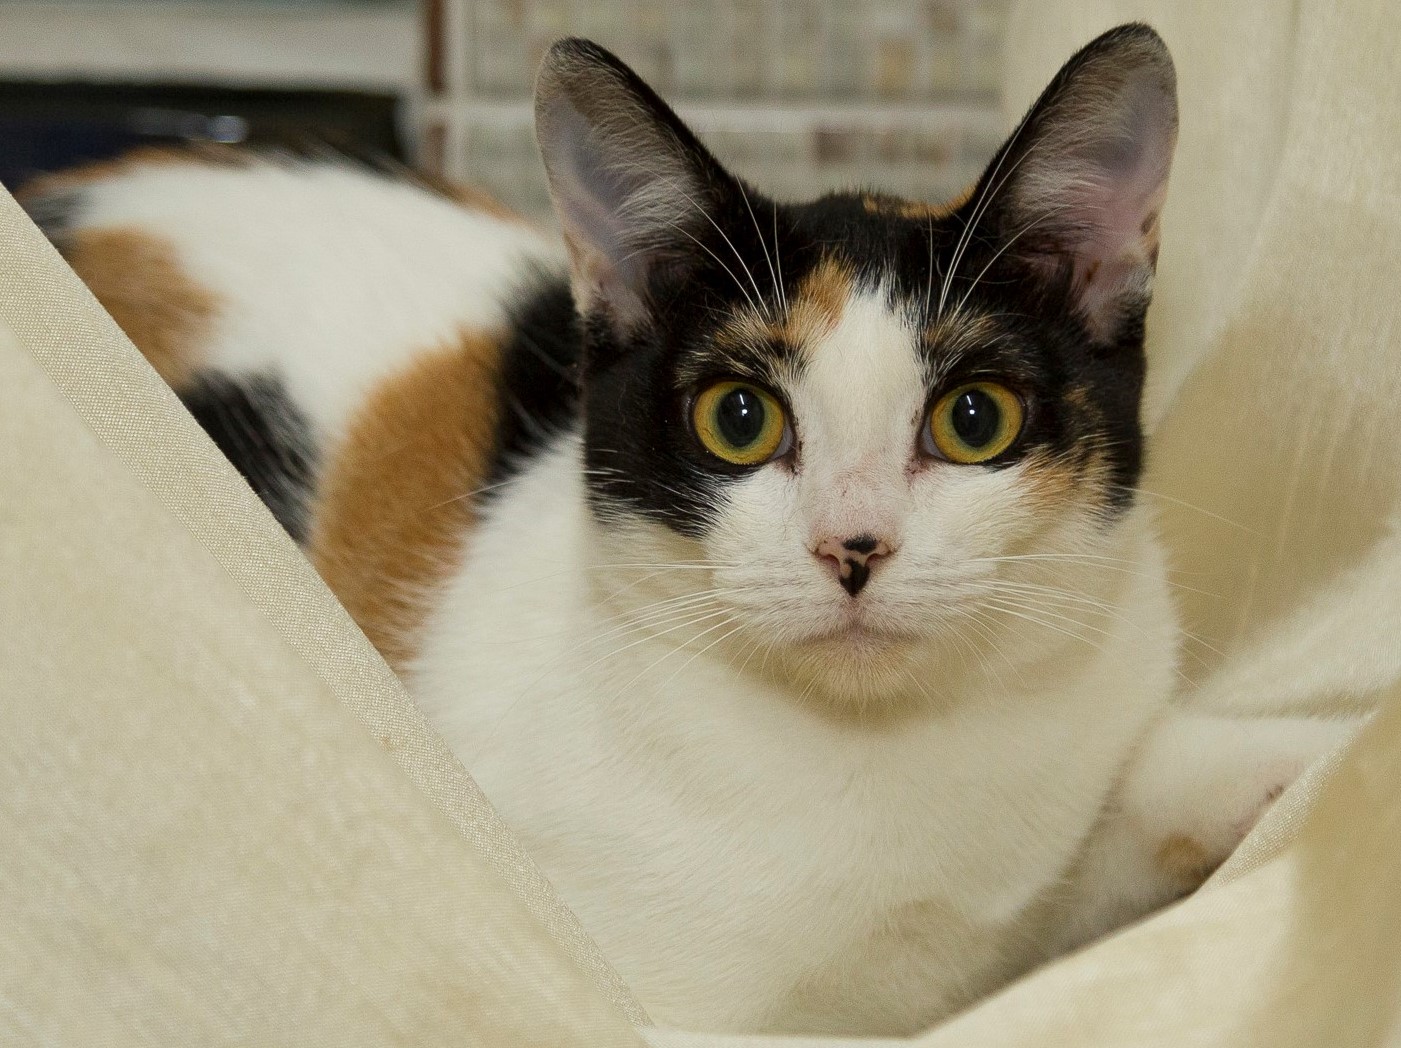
925, 381, 1025, 464
692, 381, 791, 466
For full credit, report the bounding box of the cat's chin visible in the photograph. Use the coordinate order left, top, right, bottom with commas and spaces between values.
802, 623, 910, 656
775, 625, 933, 712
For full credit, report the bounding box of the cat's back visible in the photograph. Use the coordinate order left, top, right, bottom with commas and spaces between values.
23, 148, 566, 442
25, 148, 576, 663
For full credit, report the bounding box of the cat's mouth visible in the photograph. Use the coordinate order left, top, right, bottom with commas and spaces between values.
798, 621, 916, 653
774, 616, 930, 706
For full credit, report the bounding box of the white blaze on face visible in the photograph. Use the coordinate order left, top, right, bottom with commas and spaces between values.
700, 287, 949, 653
789, 290, 925, 552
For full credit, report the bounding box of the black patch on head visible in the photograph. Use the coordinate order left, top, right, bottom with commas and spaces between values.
580, 303, 735, 536
782, 193, 1146, 509
843, 534, 879, 555
480, 274, 583, 498
180, 373, 317, 541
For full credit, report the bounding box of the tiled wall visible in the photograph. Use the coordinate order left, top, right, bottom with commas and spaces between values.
422, 0, 1011, 215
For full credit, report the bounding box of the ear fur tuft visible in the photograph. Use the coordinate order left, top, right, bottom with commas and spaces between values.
979, 23, 1178, 341
535, 38, 732, 328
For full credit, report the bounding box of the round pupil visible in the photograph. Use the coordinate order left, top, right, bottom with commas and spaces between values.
950, 388, 1002, 449
715, 388, 767, 448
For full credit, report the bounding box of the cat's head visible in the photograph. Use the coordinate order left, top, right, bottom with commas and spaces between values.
534, 25, 1177, 710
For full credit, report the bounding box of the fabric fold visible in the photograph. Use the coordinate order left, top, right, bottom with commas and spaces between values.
0, 197, 645, 1042
4, 0, 1401, 1040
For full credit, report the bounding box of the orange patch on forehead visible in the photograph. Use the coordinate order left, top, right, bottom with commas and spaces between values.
60, 226, 220, 390
888, 199, 959, 222
862, 181, 977, 222
307, 331, 502, 670
711, 255, 855, 360
792, 256, 853, 336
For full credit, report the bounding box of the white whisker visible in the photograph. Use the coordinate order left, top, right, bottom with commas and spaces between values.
772, 200, 788, 314
954, 204, 1063, 315
938, 130, 1040, 319
615, 614, 740, 697
737, 180, 779, 321
1122, 486, 1264, 536
572, 607, 734, 682
656, 619, 749, 694
980, 596, 1108, 653
645, 170, 768, 318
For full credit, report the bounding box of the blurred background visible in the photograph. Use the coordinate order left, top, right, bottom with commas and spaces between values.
0, 0, 1011, 215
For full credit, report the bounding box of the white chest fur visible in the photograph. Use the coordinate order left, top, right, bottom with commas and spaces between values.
412, 440, 1178, 1035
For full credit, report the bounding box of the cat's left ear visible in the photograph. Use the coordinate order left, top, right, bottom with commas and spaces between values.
534, 38, 740, 330
978, 23, 1178, 343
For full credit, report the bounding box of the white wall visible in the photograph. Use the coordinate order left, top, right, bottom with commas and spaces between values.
0, 2, 420, 90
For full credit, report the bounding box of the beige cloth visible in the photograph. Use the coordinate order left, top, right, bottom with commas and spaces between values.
2, 0, 1400, 1042
0, 205, 645, 1040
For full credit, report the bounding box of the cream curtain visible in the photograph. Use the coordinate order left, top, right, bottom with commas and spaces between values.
2, 0, 1399, 1043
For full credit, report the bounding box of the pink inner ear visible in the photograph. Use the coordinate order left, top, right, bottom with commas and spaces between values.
1065, 169, 1169, 339
1013, 60, 1177, 340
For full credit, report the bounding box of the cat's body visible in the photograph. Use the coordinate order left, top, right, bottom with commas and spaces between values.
26, 27, 1355, 1035
435, 449, 1177, 1030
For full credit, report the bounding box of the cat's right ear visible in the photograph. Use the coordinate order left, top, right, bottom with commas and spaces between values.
535, 38, 733, 329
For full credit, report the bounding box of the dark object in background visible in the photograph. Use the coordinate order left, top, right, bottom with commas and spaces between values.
0, 81, 405, 193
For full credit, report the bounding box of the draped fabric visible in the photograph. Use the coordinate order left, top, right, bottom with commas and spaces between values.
2, 0, 1399, 1042
0, 195, 646, 1045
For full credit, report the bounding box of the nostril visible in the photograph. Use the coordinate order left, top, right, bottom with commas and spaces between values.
842, 534, 879, 555
813, 535, 895, 597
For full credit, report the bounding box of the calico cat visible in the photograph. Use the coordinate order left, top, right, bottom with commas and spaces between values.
26, 24, 1354, 1036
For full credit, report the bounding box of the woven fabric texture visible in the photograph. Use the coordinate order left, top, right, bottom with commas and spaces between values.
2, 0, 1399, 1042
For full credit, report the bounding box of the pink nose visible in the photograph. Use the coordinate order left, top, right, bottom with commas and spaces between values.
813, 534, 894, 596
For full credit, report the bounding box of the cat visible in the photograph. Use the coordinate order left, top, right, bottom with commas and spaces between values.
24, 23, 1356, 1036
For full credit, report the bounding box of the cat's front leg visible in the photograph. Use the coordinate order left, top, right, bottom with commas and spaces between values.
1048, 709, 1360, 957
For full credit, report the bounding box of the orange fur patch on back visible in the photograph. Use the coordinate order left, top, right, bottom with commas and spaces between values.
420, 173, 529, 225
307, 331, 503, 670
20, 143, 249, 200
60, 226, 220, 390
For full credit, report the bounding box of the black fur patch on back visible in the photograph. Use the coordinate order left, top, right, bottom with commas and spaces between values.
20, 184, 85, 245
481, 274, 583, 497
180, 373, 317, 541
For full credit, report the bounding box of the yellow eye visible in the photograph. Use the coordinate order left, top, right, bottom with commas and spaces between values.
692, 381, 790, 466
927, 381, 1024, 463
